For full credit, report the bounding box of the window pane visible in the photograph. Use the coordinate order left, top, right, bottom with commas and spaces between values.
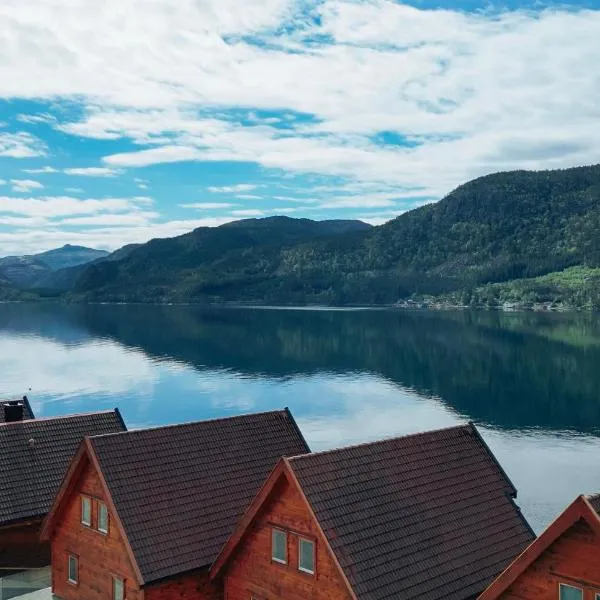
299, 539, 315, 574
81, 497, 91, 526
68, 555, 78, 583
98, 502, 109, 533
560, 584, 583, 600
272, 529, 287, 563
113, 577, 124, 600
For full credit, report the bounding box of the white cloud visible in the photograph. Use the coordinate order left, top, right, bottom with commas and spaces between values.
64, 167, 120, 177
0, 132, 45, 158
10, 179, 44, 193
229, 209, 265, 217
22, 166, 59, 174
207, 184, 259, 193
16, 113, 56, 125
64, 187, 84, 193
0, 0, 599, 250
180, 202, 238, 210
236, 194, 263, 200
0, 195, 150, 218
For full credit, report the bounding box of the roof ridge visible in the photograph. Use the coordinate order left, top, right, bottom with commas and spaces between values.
587, 492, 600, 500
287, 422, 473, 461
87, 408, 289, 440
0, 409, 118, 427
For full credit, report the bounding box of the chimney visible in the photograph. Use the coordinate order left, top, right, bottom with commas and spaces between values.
3, 401, 24, 423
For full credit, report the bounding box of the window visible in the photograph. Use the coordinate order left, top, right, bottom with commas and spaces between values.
113, 576, 125, 600
271, 528, 287, 564
98, 501, 109, 534
81, 496, 92, 526
559, 584, 583, 600
298, 538, 315, 574
67, 554, 78, 584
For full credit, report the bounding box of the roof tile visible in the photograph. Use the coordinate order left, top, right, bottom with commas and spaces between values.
288, 423, 534, 600
89, 409, 309, 584
0, 410, 125, 526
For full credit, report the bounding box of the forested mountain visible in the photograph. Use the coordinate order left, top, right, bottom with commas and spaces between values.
0, 244, 108, 289
67, 165, 600, 306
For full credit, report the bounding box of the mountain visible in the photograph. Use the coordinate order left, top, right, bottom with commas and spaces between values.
68, 165, 600, 306
34, 245, 109, 271
69, 217, 372, 301
0, 245, 109, 289
34, 244, 142, 293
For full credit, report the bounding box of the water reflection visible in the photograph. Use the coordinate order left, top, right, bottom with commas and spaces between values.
1, 302, 599, 532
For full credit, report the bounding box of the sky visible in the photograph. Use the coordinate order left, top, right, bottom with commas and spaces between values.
0, 0, 599, 256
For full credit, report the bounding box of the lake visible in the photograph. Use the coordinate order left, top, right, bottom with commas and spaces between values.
1, 303, 599, 533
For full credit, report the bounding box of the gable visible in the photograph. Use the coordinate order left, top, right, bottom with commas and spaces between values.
51, 457, 143, 600
288, 424, 534, 600
223, 471, 353, 600
88, 409, 310, 584
500, 518, 600, 599
51, 459, 137, 580
479, 496, 600, 600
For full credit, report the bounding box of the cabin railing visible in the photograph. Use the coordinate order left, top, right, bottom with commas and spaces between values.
0, 567, 51, 599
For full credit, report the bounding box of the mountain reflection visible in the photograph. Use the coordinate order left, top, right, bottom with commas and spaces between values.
2, 303, 599, 435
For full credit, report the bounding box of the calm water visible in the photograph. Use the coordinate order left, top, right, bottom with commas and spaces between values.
2, 303, 600, 533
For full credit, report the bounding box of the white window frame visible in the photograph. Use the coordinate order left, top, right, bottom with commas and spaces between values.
112, 576, 125, 600
67, 554, 78, 584
81, 496, 92, 527
97, 501, 109, 534
298, 537, 315, 575
559, 583, 583, 600
271, 528, 287, 564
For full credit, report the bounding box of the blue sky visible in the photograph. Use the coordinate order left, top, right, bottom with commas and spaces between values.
0, 0, 599, 256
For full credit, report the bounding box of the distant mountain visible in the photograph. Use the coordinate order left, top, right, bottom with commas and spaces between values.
33, 244, 142, 292
0, 245, 109, 289
69, 217, 372, 301
68, 165, 600, 306
35, 244, 109, 270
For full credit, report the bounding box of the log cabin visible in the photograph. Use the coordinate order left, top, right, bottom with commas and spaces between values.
479, 494, 600, 600
40, 409, 310, 600
210, 423, 535, 600
0, 409, 126, 577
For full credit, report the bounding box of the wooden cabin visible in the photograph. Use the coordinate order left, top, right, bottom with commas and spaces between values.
41, 409, 310, 600
0, 409, 126, 576
479, 494, 600, 600
211, 423, 535, 600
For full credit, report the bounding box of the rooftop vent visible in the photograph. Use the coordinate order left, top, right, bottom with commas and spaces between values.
3, 401, 24, 423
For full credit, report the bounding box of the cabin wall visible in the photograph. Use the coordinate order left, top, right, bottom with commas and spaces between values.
145, 570, 222, 600
499, 519, 600, 599
0, 519, 48, 571
223, 477, 353, 600
50, 458, 143, 600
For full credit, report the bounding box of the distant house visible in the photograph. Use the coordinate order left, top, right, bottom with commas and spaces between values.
479, 494, 600, 600
0, 409, 126, 575
41, 409, 310, 600
0, 396, 35, 423
211, 423, 535, 600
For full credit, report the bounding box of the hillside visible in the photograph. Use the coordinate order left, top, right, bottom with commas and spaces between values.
68, 165, 600, 306
70, 217, 372, 302
0, 245, 109, 289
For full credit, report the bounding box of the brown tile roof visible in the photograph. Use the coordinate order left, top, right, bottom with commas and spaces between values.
88, 408, 310, 584
0, 396, 35, 422
0, 410, 126, 527
287, 423, 534, 600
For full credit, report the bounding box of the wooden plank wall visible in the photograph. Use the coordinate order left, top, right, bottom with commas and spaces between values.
223, 476, 353, 600
501, 519, 600, 599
